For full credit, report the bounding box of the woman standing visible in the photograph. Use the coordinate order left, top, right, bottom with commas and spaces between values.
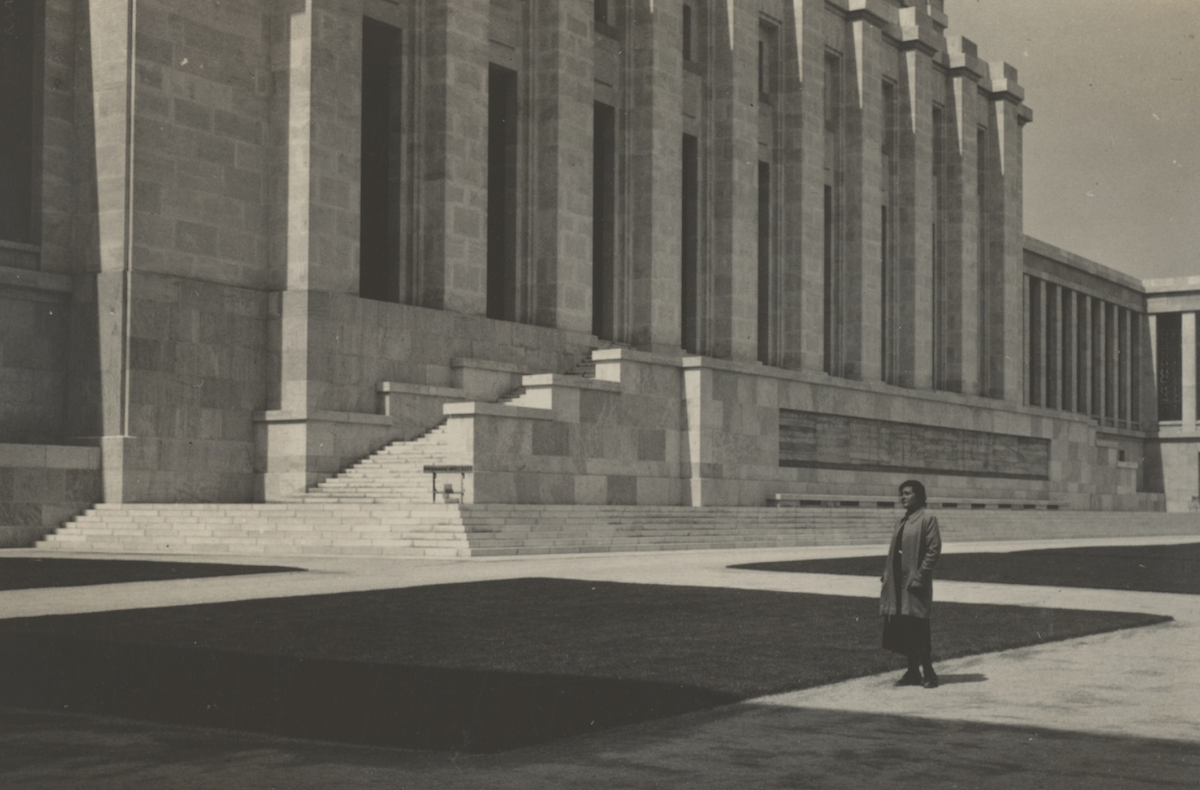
880, 480, 942, 688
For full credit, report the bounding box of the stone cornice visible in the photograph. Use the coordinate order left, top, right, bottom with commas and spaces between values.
896, 7, 940, 56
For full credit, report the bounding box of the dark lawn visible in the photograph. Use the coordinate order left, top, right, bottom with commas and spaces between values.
731, 542, 1200, 594
0, 557, 303, 590
0, 578, 1170, 752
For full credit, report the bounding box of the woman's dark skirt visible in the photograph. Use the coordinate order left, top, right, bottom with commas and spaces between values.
882, 614, 932, 657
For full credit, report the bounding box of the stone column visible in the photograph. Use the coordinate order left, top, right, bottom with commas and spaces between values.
838, 3, 885, 381
626, 0, 684, 352
1094, 297, 1107, 421
529, 0, 594, 332
1080, 294, 1092, 416
1107, 304, 1119, 425
1147, 312, 1159, 427
981, 62, 1030, 401
894, 6, 937, 389
1030, 277, 1046, 407
83, 0, 136, 502
277, 0, 363, 416
1063, 286, 1077, 413
417, 0, 490, 314
942, 36, 983, 395
1121, 308, 1132, 427
1046, 282, 1060, 409
796, 0, 829, 372
707, 0, 759, 362
775, 0, 809, 370
1184, 311, 1197, 431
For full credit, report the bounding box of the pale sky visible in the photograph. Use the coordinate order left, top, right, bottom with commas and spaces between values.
945, 0, 1200, 282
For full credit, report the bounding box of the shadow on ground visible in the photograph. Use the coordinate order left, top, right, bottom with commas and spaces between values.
0, 557, 303, 590
0, 633, 733, 752
0, 578, 1170, 753
0, 703, 1195, 789
732, 542, 1200, 594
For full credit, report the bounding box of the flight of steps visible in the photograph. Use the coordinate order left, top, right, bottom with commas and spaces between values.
297, 421, 460, 505
454, 507, 1200, 557
36, 501, 1200, 559
38, 502, 473, 557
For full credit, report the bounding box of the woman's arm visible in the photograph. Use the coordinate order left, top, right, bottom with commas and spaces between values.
909, 515, 942, 588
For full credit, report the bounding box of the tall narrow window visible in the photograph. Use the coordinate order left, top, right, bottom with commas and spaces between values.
758, 20, 778, 104
758, 40, 765, 96
1076, 294, 1089, 413
932, 105, 946, 389
1091, 298, 1104, 418
1028, 278, 1042, 406
823, 185, 834, 373
976, 126, 988, 393
0, 0, 36, 244
681, 134, 700, 354
487, 64, 519, 321
682, 5, 693, 62
360, 18, 403, 302
1157, 314, 1183, 421
1129, 311, 1141, 426
823, 54, 841, 375
592, 102, 616, 340
757, 160, 771, 364
595, 0, 608, 25
1045, 282, 1059, 408
881, 81, 896, 384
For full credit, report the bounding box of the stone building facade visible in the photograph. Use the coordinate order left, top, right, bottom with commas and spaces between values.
0, 0, 1195, 545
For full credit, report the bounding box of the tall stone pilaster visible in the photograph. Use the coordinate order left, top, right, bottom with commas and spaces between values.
626, 0, 683, 352
1182, 312, 1196, 431
894, 5, 937, 389
529, 0, 594, 332
944, 35, 983, 394
708, 0, 759, 362
982, 61, 1031, 401
795, 0, 828, 372
839, 3, 885, 381
418, 0, 490, 314
775, 0, 816, 370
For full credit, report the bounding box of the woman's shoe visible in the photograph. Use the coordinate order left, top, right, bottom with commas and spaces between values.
895, 671, 923, 687
922, 670, 939, 689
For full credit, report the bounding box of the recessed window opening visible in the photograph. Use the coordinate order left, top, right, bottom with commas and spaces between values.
592, 102, 616, 340
0, 0, 37, 245
681, 133, 700, 354
682, 4, 693, 61
487, 64, 520, 321
359, 17, 404, 302
757, 160, 771, 363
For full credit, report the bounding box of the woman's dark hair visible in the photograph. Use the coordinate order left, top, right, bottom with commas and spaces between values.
898, 479, 927, 509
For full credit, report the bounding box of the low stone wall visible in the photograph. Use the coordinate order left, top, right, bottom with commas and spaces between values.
445, 349, 1161, 510
0, 444, 101, 547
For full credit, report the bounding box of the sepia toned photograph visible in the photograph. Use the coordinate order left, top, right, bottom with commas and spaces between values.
0, 0, 1196, 786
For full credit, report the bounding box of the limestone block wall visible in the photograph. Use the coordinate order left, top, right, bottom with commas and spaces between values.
0, 444, 101, 547
686, 355, 1152, 510
256, 296, 608, 499
118, 271, 270, 502
130, 0, 272, 290
456, 352, 688, 506
441, 348, 1159, 511
0, 271, 71, 442
293, 295, 602, 416
1158, 439, 1200, 512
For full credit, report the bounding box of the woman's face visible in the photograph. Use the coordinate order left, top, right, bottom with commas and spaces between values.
899, 485, 917, 511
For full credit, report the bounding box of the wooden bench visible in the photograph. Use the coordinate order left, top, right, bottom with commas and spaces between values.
423, 465, 473, 504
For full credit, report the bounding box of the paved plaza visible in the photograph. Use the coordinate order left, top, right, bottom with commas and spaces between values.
0, 535, 1197, 788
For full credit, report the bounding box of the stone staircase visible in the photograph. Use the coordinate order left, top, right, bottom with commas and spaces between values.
38, 502, 474, 557
296, 421, 459, 505
32, 345, 1200, 558
36, 500, 1200, 559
